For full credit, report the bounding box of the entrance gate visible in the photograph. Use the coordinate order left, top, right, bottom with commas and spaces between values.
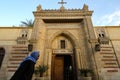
52, 54, 75, 80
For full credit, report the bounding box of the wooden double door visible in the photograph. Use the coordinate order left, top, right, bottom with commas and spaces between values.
52, 55, 76, 80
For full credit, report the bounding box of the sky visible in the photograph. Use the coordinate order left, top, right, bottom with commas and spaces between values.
0, 0, 120, 27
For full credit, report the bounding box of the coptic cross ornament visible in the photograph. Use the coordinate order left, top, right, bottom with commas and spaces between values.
58, 0, 67, 7
58, 0, 67, 11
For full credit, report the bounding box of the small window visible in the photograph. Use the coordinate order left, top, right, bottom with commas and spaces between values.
99, 34, 101, 37
60, 40, 65, 49
25, 34, 27, 37
102, 34, 104, 37
22, 34, 24, 37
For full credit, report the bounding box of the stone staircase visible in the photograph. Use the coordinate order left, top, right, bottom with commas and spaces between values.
7, 45, 29, 80
95, 43, 120, 80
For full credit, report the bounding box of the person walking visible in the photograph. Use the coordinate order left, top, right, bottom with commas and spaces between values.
10, 51, 40, 80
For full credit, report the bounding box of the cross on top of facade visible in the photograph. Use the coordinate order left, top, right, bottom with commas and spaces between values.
58, 0, 67, 7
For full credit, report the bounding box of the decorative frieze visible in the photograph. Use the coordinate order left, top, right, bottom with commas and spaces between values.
33, 11, 93, 18
34, 5, 93, 18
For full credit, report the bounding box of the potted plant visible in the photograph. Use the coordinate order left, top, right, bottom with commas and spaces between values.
79, 68, 93, 80
34, 65, 48, 80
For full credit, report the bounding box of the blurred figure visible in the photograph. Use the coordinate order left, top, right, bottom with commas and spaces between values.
10, 51, 40, 80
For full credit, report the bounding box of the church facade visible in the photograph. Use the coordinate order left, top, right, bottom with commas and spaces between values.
0, 4, 120, 80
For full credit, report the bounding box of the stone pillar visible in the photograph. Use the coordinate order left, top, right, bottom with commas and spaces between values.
75, 47, 89, 69
82, 15, 97, 67
83, 16, 99, 80
30, 17, 46, 64
75, 48, 81, 69
84, 16, 96, 39
43, 49, 52, 80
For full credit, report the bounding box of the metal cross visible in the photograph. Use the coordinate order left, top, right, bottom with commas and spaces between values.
58, 0, 67, 7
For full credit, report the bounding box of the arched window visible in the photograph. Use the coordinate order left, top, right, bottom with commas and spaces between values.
0, 48, 5, 69
60, 40, 66, 49
102, 34, 104, 37
99, 34, 101, 37
25, 34, 27, 37
22, 34, 24, 37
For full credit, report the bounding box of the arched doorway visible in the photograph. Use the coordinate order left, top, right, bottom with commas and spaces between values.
0, 48, 5, 69
51, 33, 77, 80
52, 54, 75, 80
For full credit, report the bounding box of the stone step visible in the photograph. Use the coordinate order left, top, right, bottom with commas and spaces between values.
7, 66, 18, 68
104, 62, 117, 65
97, 61, 117, 65
101, 48, 113, 51
12, 49, 28, 51
107, 70, 118, 72
12, 55, 27, 57
10, 62, 21, 65
103, 55, 115, 58
7, 61, 20, 72
100, 72, 120, 80
100, 44, 112, 48
11, 55, 26, 57
11, 51, 28, 54
8, 60, 22, 63
12, 45, 28, 48
100, 51, 114, 54
11, 54, 27, 57
8, 62, 21, 67
101, 68, 120, 71
8, 69, 17, 72
9, 58, 23, 61
9, 58, 24, 62
9, 61, 21, 64
104, 64, 118, 67
7, 66, 18, 72
7, 45, 29, 79
102, 59, 117, 61
101, 61, 117, 64
8, 68, 18, 72
104, 66, 118, 68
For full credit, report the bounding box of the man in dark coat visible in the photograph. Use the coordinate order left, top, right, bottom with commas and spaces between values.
10, 51, 40, 80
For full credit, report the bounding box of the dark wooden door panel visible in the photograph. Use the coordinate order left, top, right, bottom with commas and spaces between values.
54, 56, 64, 80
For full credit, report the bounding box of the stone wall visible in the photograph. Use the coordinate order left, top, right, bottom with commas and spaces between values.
0, 27, 32, 45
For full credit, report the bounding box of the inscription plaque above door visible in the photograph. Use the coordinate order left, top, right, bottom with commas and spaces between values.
53, 49, 73, 54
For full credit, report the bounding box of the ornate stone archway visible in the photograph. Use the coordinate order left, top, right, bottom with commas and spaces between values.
48, 30, 78, 80
48, 30, 79, 49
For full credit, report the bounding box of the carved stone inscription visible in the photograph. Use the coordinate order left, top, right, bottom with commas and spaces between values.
53, 49, 73, 54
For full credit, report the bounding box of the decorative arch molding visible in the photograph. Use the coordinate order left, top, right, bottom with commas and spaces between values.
48, 30, 79, 48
